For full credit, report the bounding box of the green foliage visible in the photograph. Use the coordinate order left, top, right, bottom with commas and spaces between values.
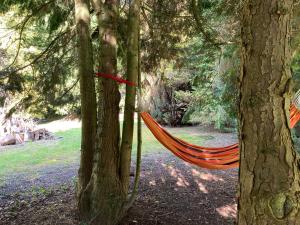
199, 0, 216, 9
292, 7, 300, 91
48, 5, 69, 33
5, 72, 24, 92
0, 1, 78, 118
140, 0, 193, 73
292, 50, 300, 91
179, 38, 239, 129
0, 0, 42, 12
1, 0, 298, 127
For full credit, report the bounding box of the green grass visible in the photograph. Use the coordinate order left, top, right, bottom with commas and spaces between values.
0, 124, 213, 177
0, 128, 80, 177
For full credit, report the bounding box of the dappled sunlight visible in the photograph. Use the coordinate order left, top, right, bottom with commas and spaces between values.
130, 155, 238, 225
176, 176, 190, 187
195, 180, 209, 193
160, 177, 166, 184
191, 169, 224, 182
216, 204, 237, 218
159, 161, 230, 194
149, 179, 156, 186
162, 163, 190, 188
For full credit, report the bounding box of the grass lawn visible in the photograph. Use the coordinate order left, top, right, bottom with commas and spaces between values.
0, 124, 213, 177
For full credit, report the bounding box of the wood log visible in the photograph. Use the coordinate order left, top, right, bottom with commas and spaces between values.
0, 134, 16, 146
15, 133, 24, 144
24, 131, 34, 142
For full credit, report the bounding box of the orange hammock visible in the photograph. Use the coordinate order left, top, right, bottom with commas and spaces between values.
141, 104, 300, 170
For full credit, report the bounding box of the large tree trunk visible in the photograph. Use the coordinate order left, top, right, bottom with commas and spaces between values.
86, 0, 124, 224
120, 0, 140, 192
238, 1, 300, 224
77, 1, 141, 224
74, 0, 97, 214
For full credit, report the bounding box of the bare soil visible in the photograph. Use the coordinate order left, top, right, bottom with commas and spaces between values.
0, 127, 238, 225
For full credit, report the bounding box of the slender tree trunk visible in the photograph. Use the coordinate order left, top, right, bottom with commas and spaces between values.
120, 0, 140, 191
238, 1, 300, 224
74, 0, 97, 215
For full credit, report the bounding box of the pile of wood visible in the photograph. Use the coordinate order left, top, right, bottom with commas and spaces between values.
0, 116, 55, 146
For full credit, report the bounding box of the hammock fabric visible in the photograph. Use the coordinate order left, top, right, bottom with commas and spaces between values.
290, 104, 300, 128
141, 104, 300, 170
95, 72, 300, 169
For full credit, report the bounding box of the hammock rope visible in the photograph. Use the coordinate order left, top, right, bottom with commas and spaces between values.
96, 72, 137, 86
141, 104, 300, 170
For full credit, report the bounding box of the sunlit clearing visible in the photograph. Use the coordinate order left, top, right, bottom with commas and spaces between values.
216, 204, 237, 218
37, 119, 81, 132
162, 163, 190, 187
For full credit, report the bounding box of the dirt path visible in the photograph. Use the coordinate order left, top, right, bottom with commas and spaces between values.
123, 153, 238, 225
0, 127, 238, 225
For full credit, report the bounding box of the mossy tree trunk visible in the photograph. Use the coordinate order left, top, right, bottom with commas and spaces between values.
238, 1, 300, 224
74, 0, 97, 214
86, 0, 124, 224
120, 0, 140, 192
76, 0, 141, 224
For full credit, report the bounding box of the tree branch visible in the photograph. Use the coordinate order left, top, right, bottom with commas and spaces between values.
55, 78, 80, 103
0, 30, 74, 79
5, 0, 56, 69
190, 0, 223, 48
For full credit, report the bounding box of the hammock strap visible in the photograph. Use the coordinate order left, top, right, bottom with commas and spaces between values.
95, 72, 137, 86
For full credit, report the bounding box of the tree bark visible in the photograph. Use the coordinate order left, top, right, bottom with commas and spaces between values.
238, 1, 300, 224
74, 0, 97, 215
80, 1, 125, 224
77, 0, 142, 224
120, 0, 140, 191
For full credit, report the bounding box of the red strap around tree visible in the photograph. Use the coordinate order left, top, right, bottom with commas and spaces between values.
95, 72, 136, 87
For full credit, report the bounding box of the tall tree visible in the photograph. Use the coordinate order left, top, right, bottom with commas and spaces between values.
88, 0, 124, 224
74, 0, 97, 208
238, 0, 300, 224
120, 0, 141, 192
76, 0, 141, 224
